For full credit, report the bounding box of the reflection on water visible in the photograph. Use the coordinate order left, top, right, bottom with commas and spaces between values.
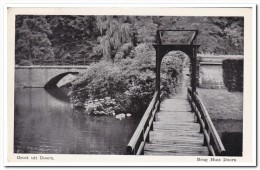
14, 88, 139, 154
212, 119, 243, 156
221, 132, 242, 156
45, 88, 70, 102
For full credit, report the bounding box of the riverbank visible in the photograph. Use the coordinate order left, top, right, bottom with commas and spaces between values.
197, 88, 243, 156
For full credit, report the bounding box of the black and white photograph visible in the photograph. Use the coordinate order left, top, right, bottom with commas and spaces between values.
14, 14, 244, 156
3, 5, 256, 166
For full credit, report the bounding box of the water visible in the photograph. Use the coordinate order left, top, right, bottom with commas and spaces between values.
213, 119, 243, 156
14, 88, 139, 154
221, 132, 243, 156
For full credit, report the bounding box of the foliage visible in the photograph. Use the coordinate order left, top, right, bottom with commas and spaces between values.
96, 16, 134, 61
70, 44, 185, 116
222, 59, 243, 92
94, 16, 244, 61
85, 97, 119, 116
134, 17, 158, 45
15, 16, 54, 64
15, 15, 244, 65
47, 15, 99, 61
15, 15, 99, 64
70, 60, 154, 115
161, 51, 187, 94
223, 18, 244, 54
172, 17, 244, 54
114, 43, 134, 62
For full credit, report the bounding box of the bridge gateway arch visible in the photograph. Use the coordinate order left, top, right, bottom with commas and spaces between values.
153, 30, 199, 110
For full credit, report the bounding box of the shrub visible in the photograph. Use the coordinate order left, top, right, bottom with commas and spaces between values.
70, 59, 156, 115
114, 43, 134, 62
70, 61, 124, 102
222, 59, 243, 92
70, 45, 185, 116
85, 97, 119, 116
161, 51, 187, 95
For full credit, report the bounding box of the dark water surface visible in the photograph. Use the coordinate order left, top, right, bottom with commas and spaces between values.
213, 119, 243, 156
14, 88, 139, 154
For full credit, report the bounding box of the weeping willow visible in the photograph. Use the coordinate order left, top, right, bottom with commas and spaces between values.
96, 16, 133, 61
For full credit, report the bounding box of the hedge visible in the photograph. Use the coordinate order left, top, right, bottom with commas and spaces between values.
222, 59, 243, 92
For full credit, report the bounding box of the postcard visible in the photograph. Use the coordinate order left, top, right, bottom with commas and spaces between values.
3, 5, 256, 166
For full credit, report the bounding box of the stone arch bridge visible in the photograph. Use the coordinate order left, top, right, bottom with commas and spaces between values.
15, 66, 89, 88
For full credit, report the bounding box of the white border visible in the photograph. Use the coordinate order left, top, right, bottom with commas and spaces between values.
1, 1, 257, 168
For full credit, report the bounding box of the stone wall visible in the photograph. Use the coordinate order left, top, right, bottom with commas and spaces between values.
198, 55, 243, 89
199, 63, 224, 89
15, 66, 88, 88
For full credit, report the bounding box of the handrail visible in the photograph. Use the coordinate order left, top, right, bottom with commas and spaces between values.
126, 91, 160, 155
187, 86, 226, 156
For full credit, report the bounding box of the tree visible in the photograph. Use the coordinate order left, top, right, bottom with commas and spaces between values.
15, 15, 244, 65
15, 16, 54, 64
169, 16, 244, 55
96, 16, 134, 61
47, 15, 99, 62
134, 16, 158, 46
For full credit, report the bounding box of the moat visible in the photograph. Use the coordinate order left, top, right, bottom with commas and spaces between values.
14, 88, 139, 154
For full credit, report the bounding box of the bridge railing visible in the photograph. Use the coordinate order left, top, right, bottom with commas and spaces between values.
187, 86, 226, 156
126, 91, 160, 155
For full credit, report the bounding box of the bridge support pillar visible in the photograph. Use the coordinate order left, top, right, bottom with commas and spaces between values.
155, 46, 162, 111
190, 47, 198, 95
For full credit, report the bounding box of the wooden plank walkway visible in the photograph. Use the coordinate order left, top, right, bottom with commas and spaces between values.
144, 68, 209, 156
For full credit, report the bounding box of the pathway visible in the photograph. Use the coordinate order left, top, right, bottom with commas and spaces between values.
144, 68, 208, 156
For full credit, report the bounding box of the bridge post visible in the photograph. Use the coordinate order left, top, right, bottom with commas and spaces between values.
191, 47, 198, 95
155, 47, 161, 111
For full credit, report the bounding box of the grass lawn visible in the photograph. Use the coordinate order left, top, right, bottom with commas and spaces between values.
197, 88, 243, 120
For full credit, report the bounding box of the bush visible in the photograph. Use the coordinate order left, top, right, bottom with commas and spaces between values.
222, 59, 243, 92
85, 97, 119, 116
160, 51, 186, 95
69, 44, 185, 116
70, 61, 124, 102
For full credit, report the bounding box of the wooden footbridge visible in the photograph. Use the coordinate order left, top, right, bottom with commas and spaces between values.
126, 30, 226, 156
